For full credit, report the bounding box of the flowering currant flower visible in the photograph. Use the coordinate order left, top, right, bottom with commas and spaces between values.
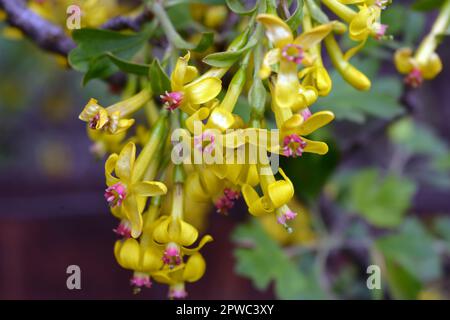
257, 14, 334, 111
152, 253, 207, 299
105, 142, 167, 238
162, 52, 222, 115
79, 89, 150, 134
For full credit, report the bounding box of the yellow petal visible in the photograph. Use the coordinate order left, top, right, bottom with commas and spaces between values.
298, 111, 335, 136
349, 7, 373, 41
394, 48, 414, 74
294, 23, 333, 50
184, 77, 222, 105
141, 247, 164, 272
183, 235, 213, 255
242, 184, 274, 216
114, 238, 140, 270
184, 66, 199, 84
257, 14, 293, 48
259, 48, 281, 79
275, 60, 300, 109
177, 219, 199, 246
153, 216, 172, 244
267, 168, 294, 208
171, 52, 190, 91
206, 107, 235, 132
133, 181, 167, 197
152, 270, 176, 285
116, 142, 136, 181
105, 153, 119, 186
123, 196, 143, 238
421, 52, 442, 80
185, 172, 210, 202
185, 107, 210, 134
303, 138, 329, 155
183, 253, 206, 282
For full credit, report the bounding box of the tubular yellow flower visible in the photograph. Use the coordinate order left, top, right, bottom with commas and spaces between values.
152, 182, 213, 268
79, 89, 150, 134
394, 0, 449, 87
323, 0, 389, 59
152, 253, 207, 299
257, 14, 333, 110
242, 165, 296, 223
105, 142, 167, 238
114, 237, 164, 291
324, 34, 371, 90
162, 52, 222, 115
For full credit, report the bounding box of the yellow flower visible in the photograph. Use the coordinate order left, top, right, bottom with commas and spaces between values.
394, 48, 442, 87
114, 237, 163, 290
86, 127, 126, 158
161, 52, 222, 115
242, 165, 300, 230
152, 253, 207, 299
79, 89, 150, 134
152, 211, 213, 266
322, 0, 388, 60
324, 34, 371, 90
257, 14, 333, 110
105, 142, 167, 238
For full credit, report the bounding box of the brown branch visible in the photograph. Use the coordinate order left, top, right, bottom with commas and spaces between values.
0, 0, 76, 56
100, 9, 153, 31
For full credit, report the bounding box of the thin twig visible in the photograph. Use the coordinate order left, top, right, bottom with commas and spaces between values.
0, 0, 75, 56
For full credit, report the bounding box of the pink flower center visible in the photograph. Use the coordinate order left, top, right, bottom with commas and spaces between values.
113, 220, 131, 238
282, 44, 304, 64
194, 131, 216, 154
215, 188, 240, 215
301, 108, 312, 121
162, 246, 182, 268
282, 134, 307, 158
89, 113, 101, 129
160, 91, 183, 111
169, 287, 188, 299
374, 23, 388, 40
375, 0, 388, 10
130, 274, 152, 294
277, 210, 297, 229
104, 182, 126, 208
404, 68, 423, 88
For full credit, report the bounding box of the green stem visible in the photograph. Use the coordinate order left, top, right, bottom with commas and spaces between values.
321, 0, 356, 23
415, 0, 450, 64
132, 110, 169, 182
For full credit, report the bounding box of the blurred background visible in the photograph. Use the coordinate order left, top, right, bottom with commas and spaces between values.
1, 0, 450, 300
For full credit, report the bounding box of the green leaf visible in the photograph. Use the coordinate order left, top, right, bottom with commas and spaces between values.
376, 219, 442, 285
286, 0, 304, 32
202, 36, 257, 67
305, 0, 329, 24
384, 256, 422, 299
412, 0, 445, 11
232, 220, 323, 299
225, 0, 258, 15
149, 59, 171, 95
68, 28, 150, 83
388, 118, 448, 157
432, 216, 450, 249
152, 2, 214, 52
346, 169, 417, 228
105, 53, 150, 76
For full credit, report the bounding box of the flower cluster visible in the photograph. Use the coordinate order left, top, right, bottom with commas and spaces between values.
394, 0, 450, 87
77, 1, 391, 298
